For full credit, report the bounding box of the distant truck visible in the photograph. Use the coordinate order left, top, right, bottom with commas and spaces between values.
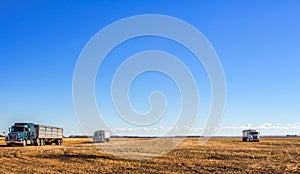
5, 123, 63, 146
242, 129, 260, 142
93, 130, 110, 143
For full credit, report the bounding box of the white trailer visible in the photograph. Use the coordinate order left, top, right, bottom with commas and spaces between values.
242, 129, 260, 142
36, 125, 63, 145
93, 130, 110, 143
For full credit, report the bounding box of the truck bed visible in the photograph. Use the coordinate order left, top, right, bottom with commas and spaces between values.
36, 125, 63, 139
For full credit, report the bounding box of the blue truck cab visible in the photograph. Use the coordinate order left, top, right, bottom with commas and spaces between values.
6, 123, 36, 146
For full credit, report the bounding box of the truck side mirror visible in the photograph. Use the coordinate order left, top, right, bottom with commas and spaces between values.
8, 127, 10, 132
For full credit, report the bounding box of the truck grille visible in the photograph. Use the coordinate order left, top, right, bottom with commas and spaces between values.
9, 135, 17, 140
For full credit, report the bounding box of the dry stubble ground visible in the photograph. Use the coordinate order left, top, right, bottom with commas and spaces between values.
0, 137, 299, 173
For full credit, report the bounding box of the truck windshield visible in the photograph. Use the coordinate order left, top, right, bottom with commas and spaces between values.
11, 126, 24, 132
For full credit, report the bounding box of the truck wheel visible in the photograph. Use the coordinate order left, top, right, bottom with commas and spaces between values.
22, 140, 26, 147
7, 143, 11, 147
40, 139, 44, 146
36, 139, 40, 146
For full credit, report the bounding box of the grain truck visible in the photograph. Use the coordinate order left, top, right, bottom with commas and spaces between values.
93, 130, 110, 143
242, 129, 260, 142
5, 123, 63, 146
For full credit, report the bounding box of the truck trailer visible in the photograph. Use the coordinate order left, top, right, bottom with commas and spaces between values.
93, 130, 110, 143
242, 129, 260, 142
5, 123, 63, 146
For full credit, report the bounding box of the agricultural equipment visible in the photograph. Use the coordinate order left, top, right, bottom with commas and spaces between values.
242, 129, 260, 142
93, 130, 110, 142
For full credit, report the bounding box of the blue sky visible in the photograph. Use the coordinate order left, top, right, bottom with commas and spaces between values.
1, 1, 300, 136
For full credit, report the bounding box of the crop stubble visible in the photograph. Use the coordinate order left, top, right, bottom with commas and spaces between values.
0, 137, 299, 173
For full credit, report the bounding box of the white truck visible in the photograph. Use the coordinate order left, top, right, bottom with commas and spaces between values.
93, 130, 110, 143
242, 129, 260, 142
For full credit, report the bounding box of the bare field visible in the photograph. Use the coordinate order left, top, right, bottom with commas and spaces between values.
0, 137, 299, 173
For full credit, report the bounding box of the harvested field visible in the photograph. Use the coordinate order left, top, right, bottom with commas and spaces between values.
0, 137, 299, 173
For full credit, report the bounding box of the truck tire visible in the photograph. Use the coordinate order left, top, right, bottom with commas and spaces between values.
7, 143, 11, 147
36, 139, 40, 146
22, 140, 26, 147
55, 139, 62, 145
40, 139, 44, 146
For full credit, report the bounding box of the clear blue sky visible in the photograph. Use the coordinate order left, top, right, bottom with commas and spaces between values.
1, 1, 299, 136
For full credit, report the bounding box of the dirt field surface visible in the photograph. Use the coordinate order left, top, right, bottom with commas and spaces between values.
0, 137, 299, 173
